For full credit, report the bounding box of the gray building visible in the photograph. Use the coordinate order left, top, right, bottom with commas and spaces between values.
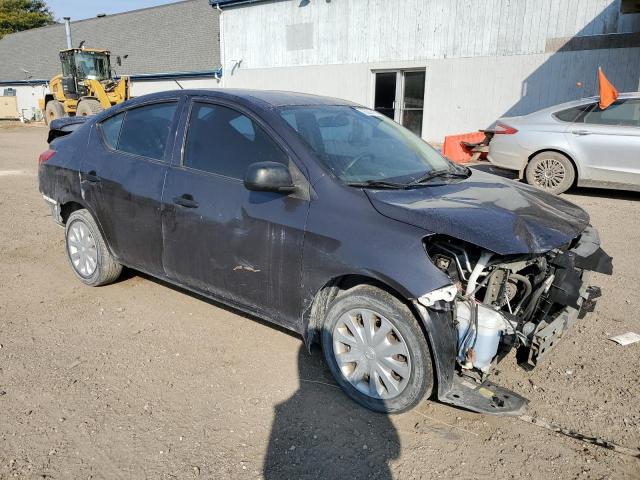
0, 0, 220, 120
213, 0, 640, 142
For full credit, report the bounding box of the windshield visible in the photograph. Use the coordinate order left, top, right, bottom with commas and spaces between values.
279, 105, 455, 184
75, 51, 110, 81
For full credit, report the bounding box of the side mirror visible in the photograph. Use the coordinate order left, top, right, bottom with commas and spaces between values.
116, 56, 122, 66
244, 162, 296, 193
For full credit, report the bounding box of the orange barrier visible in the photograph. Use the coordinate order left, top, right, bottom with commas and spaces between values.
442, 132, 486, 164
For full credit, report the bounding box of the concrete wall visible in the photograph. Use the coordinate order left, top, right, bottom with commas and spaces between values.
1, 77, 221, 121
423, 47, 640, 140
0, 84, 48, 121
220, 0, 640, 141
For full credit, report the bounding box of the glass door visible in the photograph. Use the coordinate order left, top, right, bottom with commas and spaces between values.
373, 70, 425, 137
373, 72, 397, 120
400, 71, 425, 137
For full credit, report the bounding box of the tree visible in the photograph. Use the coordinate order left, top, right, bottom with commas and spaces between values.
0, 0, 54, 39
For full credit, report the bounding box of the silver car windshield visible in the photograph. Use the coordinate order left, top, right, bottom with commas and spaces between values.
279, 105, 454, 184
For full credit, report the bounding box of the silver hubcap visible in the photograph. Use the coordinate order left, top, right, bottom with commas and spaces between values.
533, 158, 565, 189
332, 308, 411, 400
67, 221, 98, 277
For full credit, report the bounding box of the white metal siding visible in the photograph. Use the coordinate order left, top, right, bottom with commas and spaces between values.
222, 0, 639, 69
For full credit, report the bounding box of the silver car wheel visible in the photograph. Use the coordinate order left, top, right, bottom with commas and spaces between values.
532, 157, 566, 189
67, 220, 98, 277
332, 308, 411, 400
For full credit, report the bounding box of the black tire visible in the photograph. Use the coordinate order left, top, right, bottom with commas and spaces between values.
76, 99, 104, 117
525, 151, 575, 195
44, 100, 65, 125
321, 284, 433, 413
65, 209, 122, 286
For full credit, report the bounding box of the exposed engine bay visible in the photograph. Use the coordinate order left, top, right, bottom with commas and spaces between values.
422, 225, 613, 384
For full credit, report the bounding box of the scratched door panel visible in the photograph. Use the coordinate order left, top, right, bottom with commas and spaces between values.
161, 168, 308, 327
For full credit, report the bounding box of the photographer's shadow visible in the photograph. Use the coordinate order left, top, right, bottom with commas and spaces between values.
263, 345, 400, 480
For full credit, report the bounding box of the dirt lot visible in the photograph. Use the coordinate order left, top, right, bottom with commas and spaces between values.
0, 124, 639, 479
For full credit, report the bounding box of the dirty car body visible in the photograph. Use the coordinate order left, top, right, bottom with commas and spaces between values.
38, 89, 613, 415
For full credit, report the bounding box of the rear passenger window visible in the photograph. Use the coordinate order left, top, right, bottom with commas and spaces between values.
583, 99, 640, 127
100, 112, 124, 149
100, 102, 177, 161
184, 102, 287, 179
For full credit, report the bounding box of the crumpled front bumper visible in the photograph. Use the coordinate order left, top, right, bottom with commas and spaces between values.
516, 280, 601, 369
516, 225, 612, 369
424, 225, 612, 416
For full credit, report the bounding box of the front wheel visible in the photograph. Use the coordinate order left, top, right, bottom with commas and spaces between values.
321, 284, 433, 413
65, 209, 122, 286
525, 151, 575, 195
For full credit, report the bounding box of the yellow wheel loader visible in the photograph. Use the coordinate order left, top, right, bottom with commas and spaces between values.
40, 48, 131, 124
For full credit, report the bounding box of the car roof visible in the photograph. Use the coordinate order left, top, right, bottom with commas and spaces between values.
543, 91, 639, 112
501, 92, 640, 121
129, 88, 361, 109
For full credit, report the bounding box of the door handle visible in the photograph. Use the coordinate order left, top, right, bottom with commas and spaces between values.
571, 130, 591, 136
85, 170, 100, 183
173, 194, 199, 209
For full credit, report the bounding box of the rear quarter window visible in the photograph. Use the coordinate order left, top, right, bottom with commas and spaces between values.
553, 104, 594, 123
100, 113, 124, 149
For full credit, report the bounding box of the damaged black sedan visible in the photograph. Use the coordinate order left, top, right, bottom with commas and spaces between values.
38, 90, 612, 414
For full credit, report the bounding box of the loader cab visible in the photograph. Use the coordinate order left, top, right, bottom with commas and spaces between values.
59, 49, 112, 98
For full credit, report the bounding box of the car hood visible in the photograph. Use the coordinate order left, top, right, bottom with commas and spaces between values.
365, 170, 589, 255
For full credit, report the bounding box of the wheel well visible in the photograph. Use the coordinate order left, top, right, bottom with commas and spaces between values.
306, 276, 393, 344
527, 149, 578, 186
60, 201, 84, 224
44, 94, 54, 105
59, 201, 116, 259
305, 274, 427, 344
305, 274, 441, 396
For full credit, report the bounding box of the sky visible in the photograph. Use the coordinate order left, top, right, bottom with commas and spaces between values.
47, 0, 181, 21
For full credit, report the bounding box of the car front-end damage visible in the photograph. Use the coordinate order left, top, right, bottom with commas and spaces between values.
414, 226, 612, 415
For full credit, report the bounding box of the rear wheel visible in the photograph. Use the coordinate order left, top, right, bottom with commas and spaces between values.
321, 284, 433, 413
525, 151, 575, 195
76, 99, 104, 117
65, 209, 122, 286
44, 100, 65, 125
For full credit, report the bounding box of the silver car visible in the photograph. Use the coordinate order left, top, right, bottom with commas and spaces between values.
487, 92, 640, 194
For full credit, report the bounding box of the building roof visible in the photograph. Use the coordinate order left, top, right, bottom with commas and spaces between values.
0, 0, 220, 83
209, 0, 268, 8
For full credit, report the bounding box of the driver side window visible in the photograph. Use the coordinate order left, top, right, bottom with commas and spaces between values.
183, 102, 287, 179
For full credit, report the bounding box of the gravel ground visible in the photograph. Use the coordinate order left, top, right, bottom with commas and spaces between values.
0, 125, 638, 479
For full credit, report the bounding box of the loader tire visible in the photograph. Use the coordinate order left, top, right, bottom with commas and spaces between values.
45, 100, 65, 125
76, 99, 104, 117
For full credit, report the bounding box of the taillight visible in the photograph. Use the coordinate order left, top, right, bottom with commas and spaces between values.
38, 149, 56, 165
493, 122, 518, 135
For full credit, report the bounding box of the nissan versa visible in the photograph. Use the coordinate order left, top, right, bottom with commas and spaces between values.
38, 90, 613, 414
